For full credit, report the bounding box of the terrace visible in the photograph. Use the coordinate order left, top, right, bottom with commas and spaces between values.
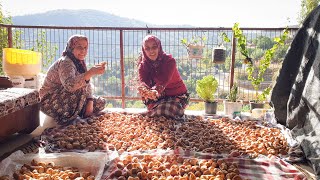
0, 24, 317, 179
0, 24, 298, 109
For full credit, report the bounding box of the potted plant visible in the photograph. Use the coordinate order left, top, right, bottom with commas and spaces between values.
230, 23, 289, 110
223, 83, 242, 116
181, 36, 206, 59
196, 75, 218, 114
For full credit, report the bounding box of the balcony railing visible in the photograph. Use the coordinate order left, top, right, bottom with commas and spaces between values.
0, 24, 298, 108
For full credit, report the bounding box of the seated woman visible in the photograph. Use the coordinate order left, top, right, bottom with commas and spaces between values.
137, 35, 189, 119
39, 34, 106, 124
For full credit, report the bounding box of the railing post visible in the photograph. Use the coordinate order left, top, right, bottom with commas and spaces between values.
8, 27, 12, 48
119, 30, 126, 109
229, 32, 236, 90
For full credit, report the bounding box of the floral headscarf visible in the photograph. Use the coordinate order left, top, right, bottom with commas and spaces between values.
62, 34, 88, 56
62, 34, 88, 74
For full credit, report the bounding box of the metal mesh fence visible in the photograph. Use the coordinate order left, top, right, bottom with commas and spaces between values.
0, 25, 298, 108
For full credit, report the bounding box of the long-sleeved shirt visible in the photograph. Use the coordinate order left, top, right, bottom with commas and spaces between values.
39, 56, 92, 99
138, 54, 187, 96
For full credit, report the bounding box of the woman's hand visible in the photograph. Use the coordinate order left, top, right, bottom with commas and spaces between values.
148, 90, 159, 100
84, 100, 94, 118
138, 86, 159, 100
85, 62, 106, 80
91, 62, 106, 75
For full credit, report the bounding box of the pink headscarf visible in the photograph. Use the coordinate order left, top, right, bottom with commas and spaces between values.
141, 35, 166, 62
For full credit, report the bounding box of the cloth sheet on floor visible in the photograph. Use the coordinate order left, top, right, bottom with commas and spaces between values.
0, 150, 109, 179
271, 5, 320, 178
102, 149, 307, 180
0, 148, 307, 180
36, 113, 302, 158
32, 112, 311, 179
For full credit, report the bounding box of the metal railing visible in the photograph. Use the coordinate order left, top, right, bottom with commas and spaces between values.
0, 24, 299, 108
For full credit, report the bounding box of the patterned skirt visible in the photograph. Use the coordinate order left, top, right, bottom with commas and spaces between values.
143, 92, 190, 119
40, 87, 105, 124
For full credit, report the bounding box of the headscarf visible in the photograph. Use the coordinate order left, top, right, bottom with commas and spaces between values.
139, 35, 173, 70
141, 35, 166, 63
137, 35, 173, 88
62, 34, 88, 74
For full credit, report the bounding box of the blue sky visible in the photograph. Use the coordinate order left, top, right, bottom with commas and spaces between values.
2, 0, 301, 27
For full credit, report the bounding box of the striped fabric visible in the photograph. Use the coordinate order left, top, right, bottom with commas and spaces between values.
102, 149, 307, 180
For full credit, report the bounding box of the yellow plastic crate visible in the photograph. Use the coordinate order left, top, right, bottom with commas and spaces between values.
3, 48, 42, 77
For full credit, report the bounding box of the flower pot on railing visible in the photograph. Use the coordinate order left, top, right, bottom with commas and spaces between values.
212, 45, 226, 64
188, 44, 204, 59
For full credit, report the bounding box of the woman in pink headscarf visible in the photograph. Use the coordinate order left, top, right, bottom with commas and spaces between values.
137, 35, 189, 119
39, 34, 106, 124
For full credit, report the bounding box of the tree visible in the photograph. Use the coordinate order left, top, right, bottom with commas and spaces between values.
0, 3, 13, 75
228, 23, 289, 102
298, 0, 320, 24
253, 36, 274, 50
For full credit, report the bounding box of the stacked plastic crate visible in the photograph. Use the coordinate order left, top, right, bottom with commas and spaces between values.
2, 48, 42, 90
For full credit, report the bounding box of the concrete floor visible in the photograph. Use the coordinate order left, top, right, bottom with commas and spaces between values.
0, 109, 317, 179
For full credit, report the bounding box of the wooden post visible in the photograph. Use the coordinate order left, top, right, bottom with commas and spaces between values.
120, 30, 125, 109
120, 30, 126, 109
8, 27, 12, 48
229, 32, 236, 90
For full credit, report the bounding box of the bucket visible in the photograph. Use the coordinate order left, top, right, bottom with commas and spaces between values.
3, 48, 41, 76
212, 46, 226, 64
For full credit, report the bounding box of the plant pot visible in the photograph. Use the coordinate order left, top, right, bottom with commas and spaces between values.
205, 101, 218, 115
223, 100, 242, 116
188, 44, 204, 59
249, 101, 264, 111
212, 47, 226, 64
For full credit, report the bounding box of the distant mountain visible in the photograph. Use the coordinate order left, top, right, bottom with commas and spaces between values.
12, 9, 152, 27
12, 9, 193, 27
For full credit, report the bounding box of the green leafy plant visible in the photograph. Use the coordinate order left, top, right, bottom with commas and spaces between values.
180, 36, 206, 47
30, 31, 58, 71
196, 75, 218, 102
247, 29, 289, 102
228, 23, 289, 102
0, 8, 13, 75
257, 87, 271, 102
220, 32, 231, 44
232, 23, 252, 64
181, 36, 207, 59
227, 83, 238, 102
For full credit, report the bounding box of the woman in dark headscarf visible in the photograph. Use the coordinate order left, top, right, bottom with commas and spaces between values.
39, 34, 106, 124
137, 35, 189, 119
